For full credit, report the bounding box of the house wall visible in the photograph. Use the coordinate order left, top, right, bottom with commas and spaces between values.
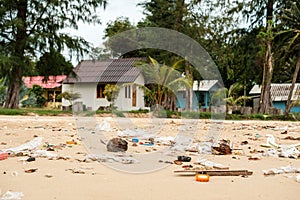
114, 74, 145, 111
62, 74, 145, 111
176, 91, 200, 110
273, 101, 300, 113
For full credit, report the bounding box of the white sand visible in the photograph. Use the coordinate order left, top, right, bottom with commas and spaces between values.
0, 115, 299, 200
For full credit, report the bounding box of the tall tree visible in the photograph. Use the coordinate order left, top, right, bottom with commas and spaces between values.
278, 2, 300, 118
0, 0, 107, 108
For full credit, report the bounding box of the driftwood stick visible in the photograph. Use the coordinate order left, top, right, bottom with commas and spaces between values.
174, 170, 253, 176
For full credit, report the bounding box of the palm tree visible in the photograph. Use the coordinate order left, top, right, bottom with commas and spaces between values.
136, 57, 192, 111
278, 2, 300, 119
212, 82, 250, 114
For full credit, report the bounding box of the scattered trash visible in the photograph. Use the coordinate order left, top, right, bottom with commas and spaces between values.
170, 135, 193, 152
177, 156, 191, 162
0, 191, 24, 200
84, 154, 138, 164
212, 140, 232, 155
117, 129, 155, 140
95, 120, 112, 132
281, 130, 288, 134
174, 160, 182, 165
174, 169, 253, 176
45, 174, 53, 178
67, 168, 85, 174
2, 137, 43, 154
241, 141, 249, 145
31, 150, 58, 159
26, 157, 35, 162
66, 139, 81, 145
25, 168, 38, 173
132, 138, 139, 143
263, 165, 300, 176
11, 171, 18, 177
0, 152, 8, 161
296, 175, 300, 183
195, 158, 229, 169
196, 174, 210, 182
106, 138, 128, 152
248, 156, 261, 160
261, 134, 300, 159
283, 136, 300, 141
197, 142, 213, 154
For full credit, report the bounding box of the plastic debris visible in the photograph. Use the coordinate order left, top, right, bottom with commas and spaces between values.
296, 175, 300, 183
2, 137, 43, 154
197, 142, 213, 154
31, 150, 58, 159
170, 135, 193, 152
196, 158, 229, 169
117, 129, 155, 140
0, 191, 24, 200
95, 120, 112, 132
261, 134, 300, 159
84, 154, 138, 164
107, 138, 128, 152
263, 165, 300, 176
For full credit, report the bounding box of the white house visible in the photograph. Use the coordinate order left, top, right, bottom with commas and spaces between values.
62, 58, 146, 111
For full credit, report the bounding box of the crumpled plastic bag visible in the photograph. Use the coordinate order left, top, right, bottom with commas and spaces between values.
170, 135, 193, 152
263, 165, 300, 175
84, 154, 138, 164
197, 142, 213, 154
0, 191, 24, 200
2, 137, 43, 154
117, 129, 155, 140
95, 120, 112, 132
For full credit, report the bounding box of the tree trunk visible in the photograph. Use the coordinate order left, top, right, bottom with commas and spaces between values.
5, 67, 23, 109
185, 66, 193, 111
259, 4, 274, 114
259, 38, 273, 114
285, 51, 300, 119
4, 0, 27, 109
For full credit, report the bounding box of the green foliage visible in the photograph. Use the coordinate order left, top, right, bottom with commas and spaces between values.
22, 85, 46, 108
36, 49, 75, 79
137, 57, 192, 109
0, 0, 107, 108
57, 91, 81, 106
103, 84, 120, 102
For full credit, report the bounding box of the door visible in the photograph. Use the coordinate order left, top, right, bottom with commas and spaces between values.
132, 84, 136, 107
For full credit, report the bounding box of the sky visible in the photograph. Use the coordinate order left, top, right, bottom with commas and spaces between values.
65, 0, 145, 65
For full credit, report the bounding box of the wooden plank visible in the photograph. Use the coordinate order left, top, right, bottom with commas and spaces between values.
174, 170, 253, 176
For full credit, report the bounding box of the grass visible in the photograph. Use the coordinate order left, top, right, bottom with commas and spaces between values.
0, 108, 72, 116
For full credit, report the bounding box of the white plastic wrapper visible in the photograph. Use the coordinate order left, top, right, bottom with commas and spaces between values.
0, 191, 24, 200
85, 154, 139, 164
2, 137, 43, 154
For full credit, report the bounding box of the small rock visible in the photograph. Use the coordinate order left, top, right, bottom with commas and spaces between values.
106, 138, 128, 152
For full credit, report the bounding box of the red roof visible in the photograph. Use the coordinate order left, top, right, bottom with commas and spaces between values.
23, 75, 67, 89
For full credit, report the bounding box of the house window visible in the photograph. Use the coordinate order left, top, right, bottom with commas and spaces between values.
97, 84, 105, 98
125, 85, 131, 98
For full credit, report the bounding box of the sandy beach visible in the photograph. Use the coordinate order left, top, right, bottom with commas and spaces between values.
0, 115, 299, 200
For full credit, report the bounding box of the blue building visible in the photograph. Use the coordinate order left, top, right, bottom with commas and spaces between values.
177, 80, 221, 110
249, 83, 300, 113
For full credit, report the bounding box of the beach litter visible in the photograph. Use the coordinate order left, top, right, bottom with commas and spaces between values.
263, 165, 300, 176
261, 134, 300, 159
195, 158, 229, 169
84, 154, 138, 164
0, 191, 24, 200
2, 137, 43, 155
106, 138, 128, 152
263, 165, 300, 183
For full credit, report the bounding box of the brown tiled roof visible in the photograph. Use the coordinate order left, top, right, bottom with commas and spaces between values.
249, 83, 300, 101
64, 58, 144, 84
